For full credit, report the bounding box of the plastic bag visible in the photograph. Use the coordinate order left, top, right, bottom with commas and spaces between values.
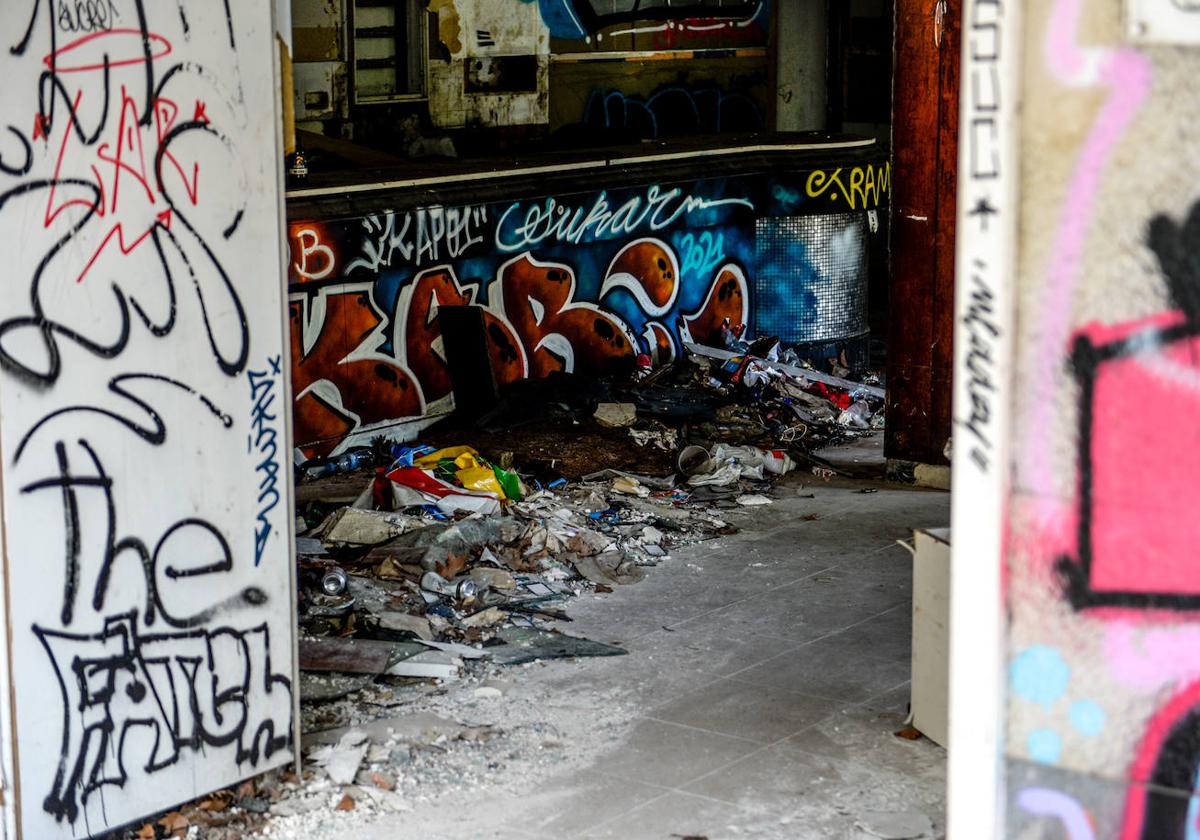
492, 465, 524, 502
386, 467, 502, 515
414, 445, 480, 469
762, 449, 795, 476
390, 443, 436, 468
457, 466, 506, 499
837, 400, 872, 429
710, 444, 766, 480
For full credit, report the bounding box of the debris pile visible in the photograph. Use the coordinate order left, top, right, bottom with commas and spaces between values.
290, 340, 884, 693
177, 338, 886, 837
296, 441, 748, 686
681, 341, 886, 442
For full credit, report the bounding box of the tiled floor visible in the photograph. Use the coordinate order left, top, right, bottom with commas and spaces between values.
342, 479, 950, 840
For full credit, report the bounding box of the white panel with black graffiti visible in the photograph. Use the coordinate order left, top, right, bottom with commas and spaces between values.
0, 1, 295, 837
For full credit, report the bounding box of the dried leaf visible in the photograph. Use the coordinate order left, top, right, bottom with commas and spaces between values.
135, 825, 156, 839
336, 793, 356, 811
595, 584, 614, 594
894, 726, 923, 741
198, 796, 230, 813
237, 779, 257, 799
371, 772, 395, 791
802, 514, 820, 521
436, 552, 468, 580
375, 556, 405, 579
505, 552, 544, 572
158, 811, 189, 831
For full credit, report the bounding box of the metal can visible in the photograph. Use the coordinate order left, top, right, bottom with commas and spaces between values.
321, 567, 348, 596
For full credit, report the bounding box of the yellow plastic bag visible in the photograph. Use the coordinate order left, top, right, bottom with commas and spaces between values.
414, 445, 480, 469
456, 466, 507, 500
454, 452, 483, 470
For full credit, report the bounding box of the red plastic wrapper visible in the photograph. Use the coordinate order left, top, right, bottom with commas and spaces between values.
809, 381, 853, 410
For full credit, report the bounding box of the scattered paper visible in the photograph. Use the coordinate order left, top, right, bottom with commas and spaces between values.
736, 494, 774, 506
309, 730, 369, 785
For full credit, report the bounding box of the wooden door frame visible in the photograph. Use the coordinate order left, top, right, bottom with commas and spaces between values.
886, 0, 959, 467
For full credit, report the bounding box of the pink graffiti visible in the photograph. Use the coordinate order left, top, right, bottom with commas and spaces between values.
1104, 622, 1200, 691
1020, 0, 1152, 527
1018, 787, 1096, 840
42, 81, 202, 286
1077, 314, 1200, 602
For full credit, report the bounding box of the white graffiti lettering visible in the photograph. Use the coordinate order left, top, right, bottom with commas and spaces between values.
494, 185, 754, 252
348, 205, 488, 274
292, 228, 336, 280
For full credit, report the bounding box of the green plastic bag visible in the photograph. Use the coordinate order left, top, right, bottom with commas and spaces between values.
492, 465, 522, 502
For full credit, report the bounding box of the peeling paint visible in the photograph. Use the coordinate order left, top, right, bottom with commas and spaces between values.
429, 0, 464, 56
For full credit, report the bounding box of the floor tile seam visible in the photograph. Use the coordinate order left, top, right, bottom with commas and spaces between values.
672, 787, 752, 805
714, 672, 850, 703
704, 672, 861, 705
823, 600, 907, 628
648, 629, 812, 655
811, 553, 915, 580
582, 770, 748, 813
867, 537, 919, 555
810, 531, 921, 552
639, 715, 766, 745
578, 567, 835, 631
714, 602, 913, 681
693, 629, 814, 648
759, 686, 938, 759
661, 742, 774, 800
604, 645, 814, 688
642, 677, 850, 734
760, 581, 913, 607
752, 561, 915, 594
793, 678, 900, 721
639, 674, 738, 714
554, 634, 808, 685
662, 785, 787, 814
575, 789, 675, 837
827, 601, 907, 633
752, 706, 848, 750
659, 567, 840, 631
584, 768, 677, 794
717, 654, 907, 694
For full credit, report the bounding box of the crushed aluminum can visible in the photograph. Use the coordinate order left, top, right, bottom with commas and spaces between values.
321, 566, 348, 596
421, 571, 478, 601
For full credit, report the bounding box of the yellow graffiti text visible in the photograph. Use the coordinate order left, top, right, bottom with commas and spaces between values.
805, 162, 892, 210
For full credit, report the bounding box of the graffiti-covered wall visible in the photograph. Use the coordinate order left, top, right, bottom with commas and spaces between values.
287, 156, 889, 456
548, 58, 770, 140
984, 0, 1200, 836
